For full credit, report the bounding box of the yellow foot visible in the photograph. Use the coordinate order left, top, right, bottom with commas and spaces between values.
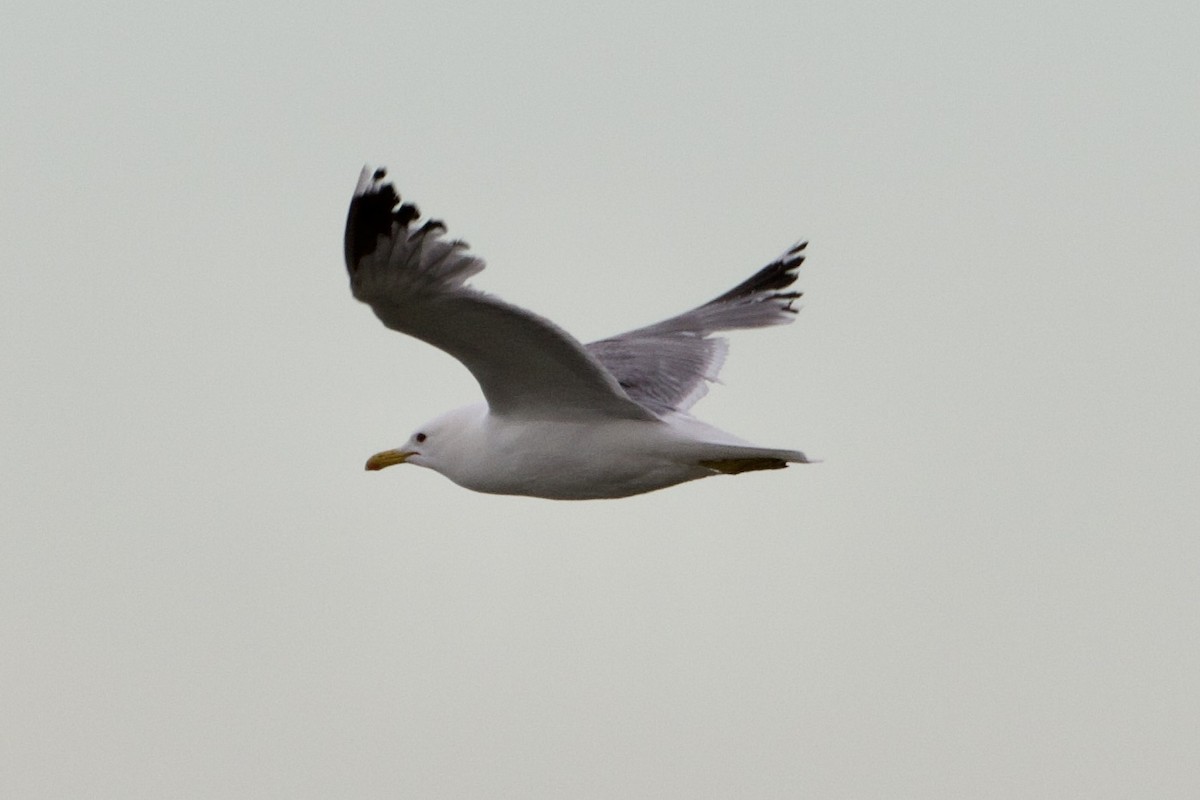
698, 457, 789, 475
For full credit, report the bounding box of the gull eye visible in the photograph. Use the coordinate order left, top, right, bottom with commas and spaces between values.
415, 432, 427, 443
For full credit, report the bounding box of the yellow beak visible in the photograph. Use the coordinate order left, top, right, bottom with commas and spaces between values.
365, 449, 417, 471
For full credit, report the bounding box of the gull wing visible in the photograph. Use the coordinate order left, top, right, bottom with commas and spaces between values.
586, 242, 805, 415
344, 167, 654, 421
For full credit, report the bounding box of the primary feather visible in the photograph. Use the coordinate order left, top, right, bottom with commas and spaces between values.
345, 167, 652, 421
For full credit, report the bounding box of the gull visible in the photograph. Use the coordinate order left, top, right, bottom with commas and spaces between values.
345, 166, 813, 499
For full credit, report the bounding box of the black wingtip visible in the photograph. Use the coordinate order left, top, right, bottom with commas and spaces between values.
344, 165, 421, 269
707, 240, 807, 306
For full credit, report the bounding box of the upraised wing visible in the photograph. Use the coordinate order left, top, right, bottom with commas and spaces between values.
344, 166, 654, 421
586, 242, 805, 415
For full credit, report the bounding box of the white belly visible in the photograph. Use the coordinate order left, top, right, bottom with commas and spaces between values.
446, 415, 711, 500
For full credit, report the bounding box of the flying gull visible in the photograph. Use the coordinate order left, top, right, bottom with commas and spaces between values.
345, 166, 813, 499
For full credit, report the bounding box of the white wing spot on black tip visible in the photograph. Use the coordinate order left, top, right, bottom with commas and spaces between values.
344, 166, 421, 268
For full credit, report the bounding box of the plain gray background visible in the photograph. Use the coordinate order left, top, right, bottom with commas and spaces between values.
3, 1, 1197, 797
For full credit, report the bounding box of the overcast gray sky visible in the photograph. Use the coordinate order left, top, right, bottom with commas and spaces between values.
3, 0, 1198, 797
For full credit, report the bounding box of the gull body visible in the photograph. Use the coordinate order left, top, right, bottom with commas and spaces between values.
369, 403, 808, 500
344, 166, 814, 500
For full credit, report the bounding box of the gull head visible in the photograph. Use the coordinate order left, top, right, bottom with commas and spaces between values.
364, 404, 484, 475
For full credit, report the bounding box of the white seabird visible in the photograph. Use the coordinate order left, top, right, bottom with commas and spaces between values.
345, 166, 814, 500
